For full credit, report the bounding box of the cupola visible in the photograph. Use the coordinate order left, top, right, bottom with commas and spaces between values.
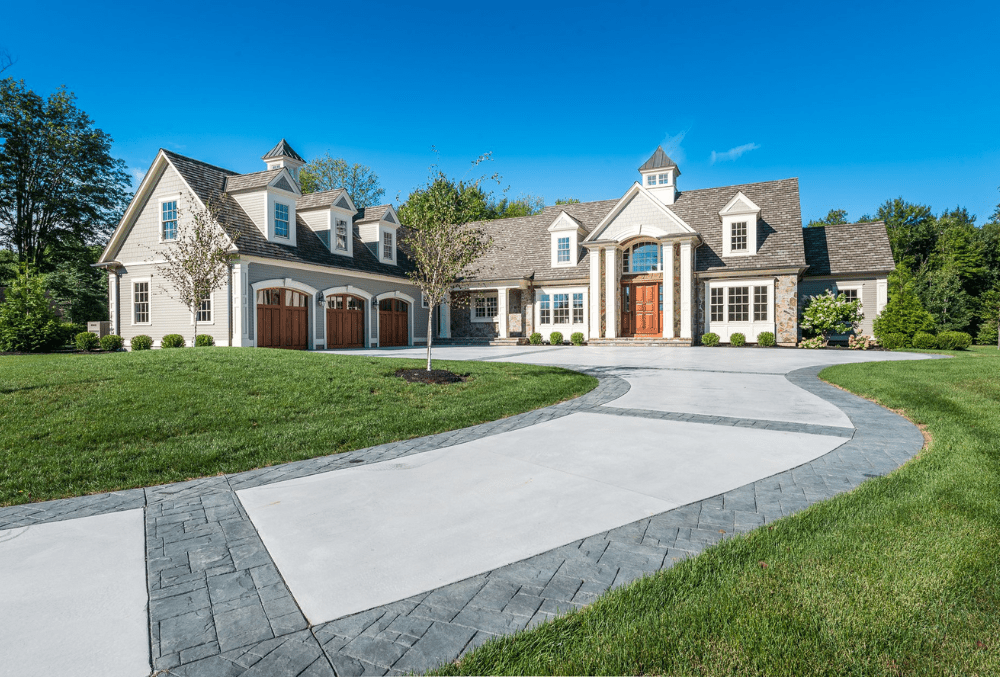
638, 146, 680, 205
262, 139, 306, 183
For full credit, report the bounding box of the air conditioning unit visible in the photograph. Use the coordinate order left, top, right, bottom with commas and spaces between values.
87, 321, 112, 337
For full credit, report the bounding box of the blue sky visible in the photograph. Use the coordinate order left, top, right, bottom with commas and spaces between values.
5, 0, 999, 223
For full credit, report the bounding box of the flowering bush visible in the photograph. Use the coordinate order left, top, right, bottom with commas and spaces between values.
848, 334, 874, 350
801, 290, 863, 340
800, 336, 826, 349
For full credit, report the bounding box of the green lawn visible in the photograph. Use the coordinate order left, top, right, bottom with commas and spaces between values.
0, 349, 596, 506
437, 346, 1000, 676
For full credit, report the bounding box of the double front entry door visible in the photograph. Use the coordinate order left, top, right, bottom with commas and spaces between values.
621, 281, 662, 337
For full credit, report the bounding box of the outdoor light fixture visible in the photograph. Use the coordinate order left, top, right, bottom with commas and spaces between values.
316, 291, 325, 307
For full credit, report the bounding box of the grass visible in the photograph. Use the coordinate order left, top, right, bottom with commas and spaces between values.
436, 346, 1000, 676
0, 348, 596, 506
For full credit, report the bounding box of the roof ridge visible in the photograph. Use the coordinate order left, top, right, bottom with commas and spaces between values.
161, 149, 238, 176
805, 220, 885, 229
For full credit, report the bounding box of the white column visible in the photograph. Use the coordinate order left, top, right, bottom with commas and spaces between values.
497, 288, 508, 338
588, 247, 601, 339
440, 294, 451, 339
108, 272, 118, 335
680, 241, 693, 339
663, 243, 675, 339
604, 247, 618, 339
231, 263, 247, 347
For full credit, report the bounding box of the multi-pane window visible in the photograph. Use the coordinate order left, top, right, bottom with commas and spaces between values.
646, 175, 656, 186
629, 242, 659, 273
572, 293, 584, 324
658, 173, 669, 185
196, 295, 212, 323
839, 288, 859, 303
335, 219, 348, 251
710, 287, 724, 322
474, 294, 498, 318
553, 293, 570, 324
133, 282, 149, 323
754, 286, 768, 321
658, 283, 663, 312
557, 237, 571, 263
274, 202, 289, 238
539, 294, 551, 324
728, 286, 750, 322
161, 201, 177, 240
383, 231, 393, 260
731, 221, 748, 252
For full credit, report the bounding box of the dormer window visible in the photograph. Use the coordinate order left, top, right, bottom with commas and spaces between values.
382, 231, 393, 261
731, 221, 748, 252
274, 202, 290, 239
161, 200, 177, 241
335, 218, 348, 251
557, 237, 571, 263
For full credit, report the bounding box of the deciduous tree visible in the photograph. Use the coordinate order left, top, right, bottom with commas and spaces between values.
299, 153, 385, 209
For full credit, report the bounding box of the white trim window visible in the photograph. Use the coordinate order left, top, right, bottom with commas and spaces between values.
196, 295, 212, 323
705, 279, 775, 342
552, 293, 570, 324
556, 237, 571, 263
133, 281, 150, 324
335, 218, 348, 251
383, 231, 393, 261
161, 200, 178, 241
730, 221, 748, 253
658, 173, 670, 185
728, 286, 750, 322
834, 285, 864, 319
274, 202, 290, 239
539, 294, 551, 324
646, 174, 656, 186
622, 241, 660, 273
473, 294, 498, 320
421, 292, 429, 309
573, 293, 584, 324
710, 287, 724, 322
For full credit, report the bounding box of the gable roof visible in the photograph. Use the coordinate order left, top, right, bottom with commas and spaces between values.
262, 139, 304, 162
639, 146, 680, 174
803, 221, 895, 276
224, 168, 284, 193
157, 150, 411, 278
355, 205, 392, 224
296, 188, 349, 211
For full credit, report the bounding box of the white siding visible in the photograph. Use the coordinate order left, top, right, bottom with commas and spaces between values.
799, 277, 879, 336
231, 191, 267, 237
116, 165, 189, 263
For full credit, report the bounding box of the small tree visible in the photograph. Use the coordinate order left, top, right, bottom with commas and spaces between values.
154, 195, 237, 346
399, 156, 497, 371
0, 264, 65, 352
801, 290, 863, 342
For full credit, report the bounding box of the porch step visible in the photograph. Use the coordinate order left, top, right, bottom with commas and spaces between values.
434, 337, 529, 347
588, 338, 694, 347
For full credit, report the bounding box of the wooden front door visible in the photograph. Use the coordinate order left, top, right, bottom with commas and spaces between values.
256, 288, 309, 350
379, 298, 408, 347
327, 295, 365, 348
621, 282, 662, 337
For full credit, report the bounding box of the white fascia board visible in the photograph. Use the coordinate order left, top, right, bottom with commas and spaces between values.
719, 191, 761, 217
99, 152, 173, 263
583, 182, 694, 242
547, 211, 587, 234
381, 204, 400, 227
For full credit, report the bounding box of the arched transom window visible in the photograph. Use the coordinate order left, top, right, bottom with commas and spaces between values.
622, 241, 660, 273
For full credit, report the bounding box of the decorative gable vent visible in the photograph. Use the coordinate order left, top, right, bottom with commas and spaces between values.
335, 195, 350, 209
273, 175, 294, 193
384, 211, 396, 224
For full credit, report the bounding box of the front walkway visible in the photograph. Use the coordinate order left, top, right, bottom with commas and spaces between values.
0, 347, 934, 676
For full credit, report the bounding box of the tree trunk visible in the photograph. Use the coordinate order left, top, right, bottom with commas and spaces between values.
193, 315, 198, 348
426, 306, 434, 371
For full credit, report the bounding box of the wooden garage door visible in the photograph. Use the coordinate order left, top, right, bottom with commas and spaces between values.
326, 295, 365, 348
379, 298, 408, 347
256, 288, 309, 350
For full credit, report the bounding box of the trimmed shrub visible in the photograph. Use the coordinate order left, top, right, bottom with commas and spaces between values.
873, 279, 935, 342
570, 332, 585, 346
161, 334, 185, 348
729, 332, 746, 347
912, 332, 938, 349
131, 335, 153, 351
800, 336, 825, 349
529, 332, 543, 345
549, 331, 563, 346
937, 331, 972, 350
756, 331, 776, 347
75, 331, 99, 351
879, 333, 910, 350
100, 334, 124, 352
195, 334, 215, 347
701, 332, 720, 347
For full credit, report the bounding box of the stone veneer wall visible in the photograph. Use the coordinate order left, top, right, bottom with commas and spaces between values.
507, 289, 523, 337
694, 280, 706, 343
523, 289, 535, 336
775, 274, 799, 345
599, 252, 606, 338
449, 291, 499, 338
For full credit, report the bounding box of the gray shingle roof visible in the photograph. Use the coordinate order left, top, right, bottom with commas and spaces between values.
803, 221, 896, 276
639, 146, 680, 174
296, 188, 348, 211
355, 205, 391, 224
161, 150, 411, 279
262, 139, 304, 162
224, 169, 283, 193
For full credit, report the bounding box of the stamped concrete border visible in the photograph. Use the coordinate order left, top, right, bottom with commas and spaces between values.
0, 362, 925, 677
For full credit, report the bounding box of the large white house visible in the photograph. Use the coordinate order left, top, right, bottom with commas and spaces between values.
98, 142, 895, 348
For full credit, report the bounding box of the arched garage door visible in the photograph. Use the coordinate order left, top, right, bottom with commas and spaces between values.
326, 295, 365, 348
257, 288, 309, 350
379, 298, 408, 347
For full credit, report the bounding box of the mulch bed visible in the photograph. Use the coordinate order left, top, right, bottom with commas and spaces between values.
395, 368, 469, 385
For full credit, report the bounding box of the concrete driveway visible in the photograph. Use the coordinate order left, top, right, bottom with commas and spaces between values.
0, 346, 935, 676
